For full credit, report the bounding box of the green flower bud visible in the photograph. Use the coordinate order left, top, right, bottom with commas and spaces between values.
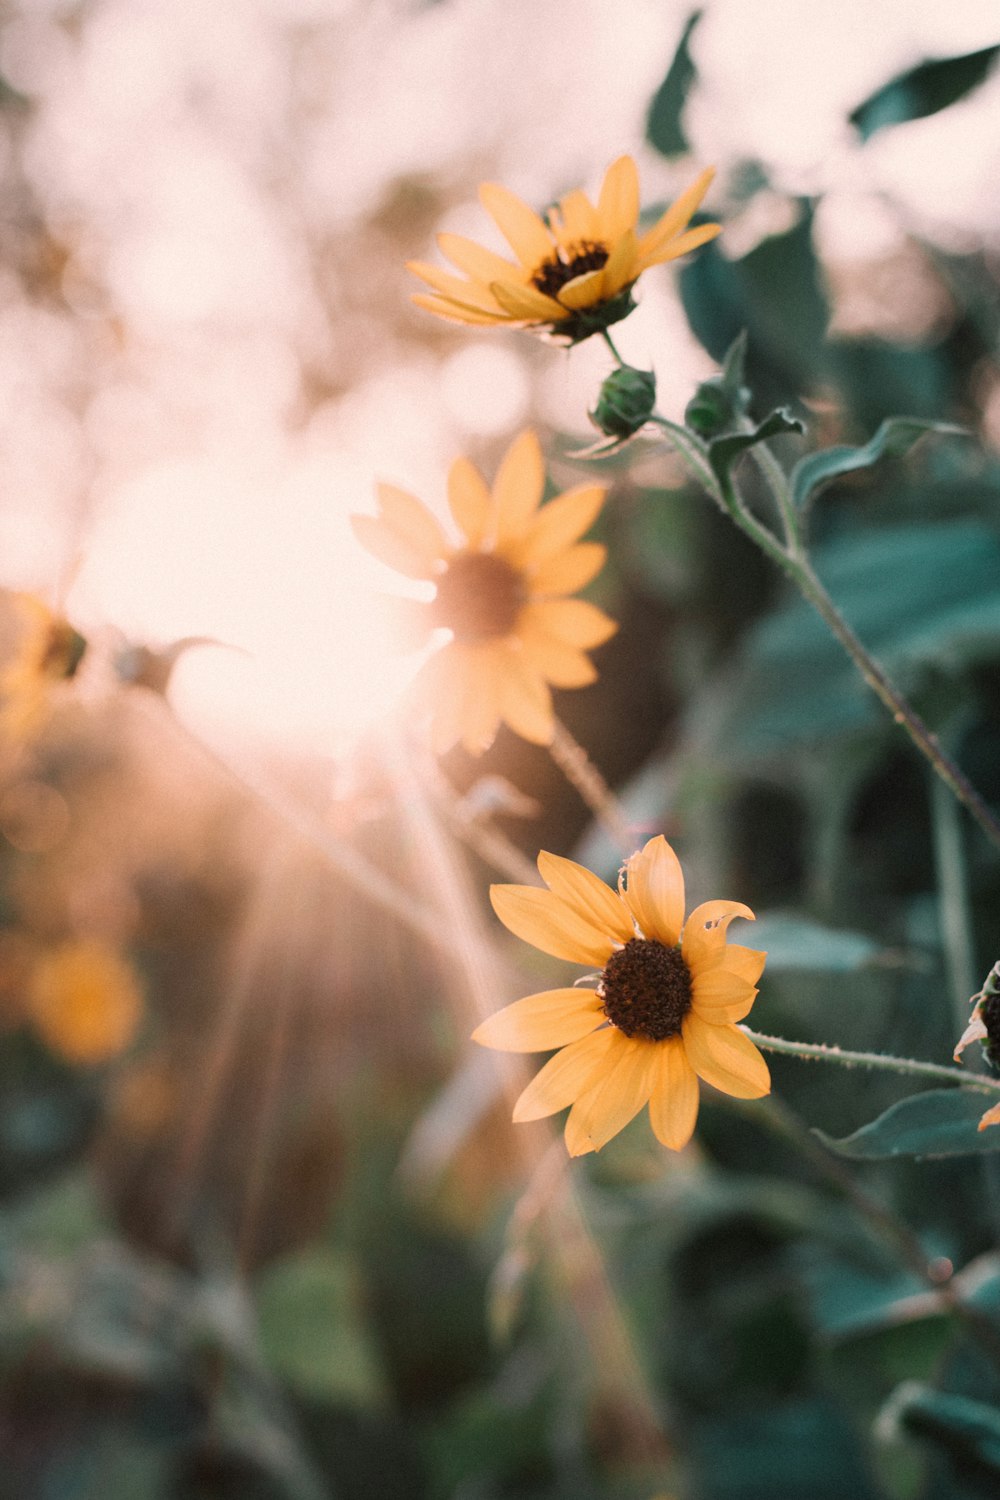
685, 374, 740, 438
590, 364, 657, 440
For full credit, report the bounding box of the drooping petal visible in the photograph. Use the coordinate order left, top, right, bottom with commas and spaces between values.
376, 484, 450, 569
472, 987, 605, 1052
682, 901, 756, 971
635, 166, 716, 264
495, 645, 555, 745
601, 228, 639, 296
537, 850, 634, 943
479, 182, 555, 267
507, 485, 607, 569
351, 514, 438, 581
620, 836, 685, 947
681, 1014, 771, 1099
410, 292, 510, 326
490, 279, 569, 322
690, 968, 758, 1024
597, 156, 640, 243
523, 598, 617, 650
648, 1036, 700, 1150
527, 541, 607, 596
406, 261, 507, 313
490, 882, 618, 966
447, 456, 493, 548
639, 221, 721, 270
512, 1025, 622, 1121
556, 268, 607, 311
436, 232, 526, 286
563, 1036, 660, 1154
493, 430, 545, 546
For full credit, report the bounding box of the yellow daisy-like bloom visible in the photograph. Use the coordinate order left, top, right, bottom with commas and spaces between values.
408, 155, 720, 344
1, 593, 87, 742
351, 429, 616, 754
474, 836, 770, 1155
28, 938, 143, 1065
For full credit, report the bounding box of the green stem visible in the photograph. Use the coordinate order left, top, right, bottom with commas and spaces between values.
742, 1027, 1000, 1094
601, 329, 625, 365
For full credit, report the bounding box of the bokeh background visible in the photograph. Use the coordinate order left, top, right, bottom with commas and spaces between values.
1, 1, 1000, 1496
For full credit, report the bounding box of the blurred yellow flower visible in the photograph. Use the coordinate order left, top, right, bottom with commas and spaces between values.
409, 156, 720, 343
351, 430, 616, 753
475, 836, 769, 1155
28, 939, 142, 1064
1, 593, 87, 742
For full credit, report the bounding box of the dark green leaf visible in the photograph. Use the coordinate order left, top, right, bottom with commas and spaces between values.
850, 45, 1000, 141
816, 1089, 1000, 1161
646, 11, 702, 157
884, 1383, 1000, 1475
708, 409, 804, 499
791, 417, 968, 512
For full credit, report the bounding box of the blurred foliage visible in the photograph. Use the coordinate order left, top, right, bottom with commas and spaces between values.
849, 44, 1000, 141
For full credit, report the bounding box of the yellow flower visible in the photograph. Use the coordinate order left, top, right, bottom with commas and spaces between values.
408, 155, 720, 343
1, 593, 87, 742
28, 939, 143, 1064
474, 836, 769, 1155
351, 429, 616, 754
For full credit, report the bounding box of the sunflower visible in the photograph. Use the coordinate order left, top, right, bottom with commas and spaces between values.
1, 593, 87, 742
351, 429, 616, 754
474, 835, 769, 1154
408, 155, 720, 343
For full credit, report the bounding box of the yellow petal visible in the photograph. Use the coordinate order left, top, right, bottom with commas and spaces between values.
376, 483, 450, 569
682, 901, 756, 970
639, 221, 721, 270
422, 645, 469, 754
681, 1015, 771, 1099
490, 279, 569, 322
495, 646, 555, 745
691, 969, 757, 1024
493, 430, 545, 546
479, 181, 555, 267
954, 1008, 987, 1062
405, 261, 505, 314
636, 166, 716, 263
472, 987, 605, 1052
978, 1101, 1000, 1132
710, 944, 767, 985
513, 1025, 622, 1121
437, 231, 526, 286
556, 268, 606, 311
508, 485, 607, 569
564, 1036, 660, 1153
648, 1036, 700, 1150
457, 644, 502, 755
490, 883, 618, 966
620, 835, 685, 946
524, 598, 617, 650
411, 292, 510, 326
527, 541, 607, 596
564, 1080, 602, 1155
519, 630, 598, 689
601, 228, 639, 297
597, 156, 640, 243
549, 188, 600, 248
447, 456, 493, 548
350, 514, 437, 580
537, 850, 634, 944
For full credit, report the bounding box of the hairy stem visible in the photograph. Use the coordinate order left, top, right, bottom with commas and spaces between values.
548, 718, 633, 854
742, 1027, 1000, 1094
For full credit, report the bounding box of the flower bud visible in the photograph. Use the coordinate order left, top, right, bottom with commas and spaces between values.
590, 365, 657, 440
684, 374, 743, 437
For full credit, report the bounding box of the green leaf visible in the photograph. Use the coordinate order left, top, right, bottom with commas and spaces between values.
883, 1382, 1000, 1474
816, 1089, 1000, 1161
850, 45, 1000, 141
750, 913, 882, 974
791, 417, 968, 512
646, 11, 702, 157
708, 409, 805, 500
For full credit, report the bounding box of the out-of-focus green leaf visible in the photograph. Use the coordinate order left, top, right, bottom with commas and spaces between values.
791, 417, 968, 512
850, 45, 1000, 141
829, 339, 952, 429
692, 1399, 882, 1499
646, 11, 702, 157
883, 1382, 1000, 1475
685, 330, 752, 437
708, 409, 805, 500
750, 913, 882, 973
255, 1246, 386, 1407
816, 1089, 1000, 1161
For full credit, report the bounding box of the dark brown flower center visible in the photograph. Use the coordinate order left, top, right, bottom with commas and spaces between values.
432, 552, 525, 642
532, 241, 609, 300
601, 937, 692, 1042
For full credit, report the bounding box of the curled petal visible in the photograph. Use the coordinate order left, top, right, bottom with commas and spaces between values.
682, 900, 755, 971
537, 850, 634, 943
649, 1036, 700, 1150
682, 1015, 771, 1099
490, 883, 617, 966
512, 1025, 622, 1121
620, 836, 685, 947
955, 1010, 989, 1062
472, 987, 605, 1052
